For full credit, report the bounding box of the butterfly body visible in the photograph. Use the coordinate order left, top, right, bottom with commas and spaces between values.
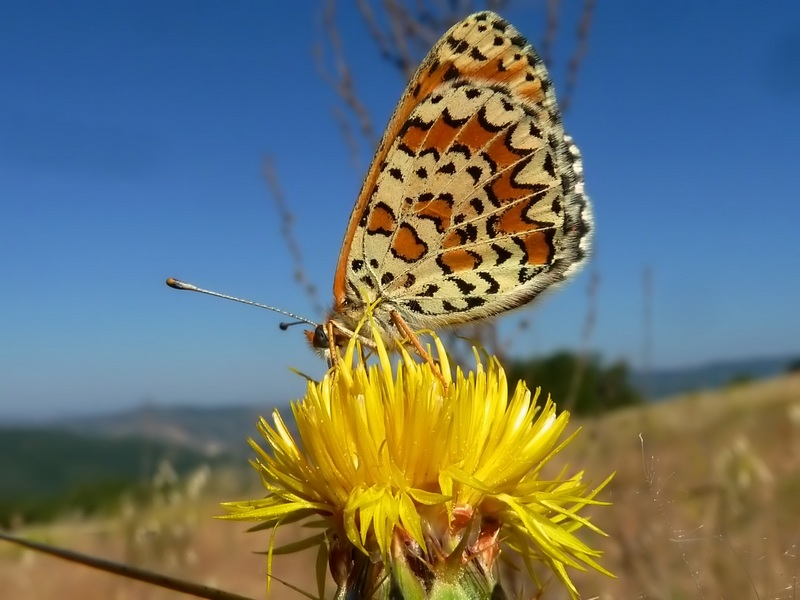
315, 11, 592, 353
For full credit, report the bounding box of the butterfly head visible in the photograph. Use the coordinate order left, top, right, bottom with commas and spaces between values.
305, 295, 397, 362
304, 324, 334, 359
303, 319, 361, 361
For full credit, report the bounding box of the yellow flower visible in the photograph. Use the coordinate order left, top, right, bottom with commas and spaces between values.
220, 322, 613, 599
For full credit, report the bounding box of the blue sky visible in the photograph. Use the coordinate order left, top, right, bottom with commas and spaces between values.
2, 1, 799, 419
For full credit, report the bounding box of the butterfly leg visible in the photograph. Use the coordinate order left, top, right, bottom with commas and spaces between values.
389, 310, 446, 386
326, 321, 339, 367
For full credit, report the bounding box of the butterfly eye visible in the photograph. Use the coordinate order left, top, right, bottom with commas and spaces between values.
312, 324, 329, 349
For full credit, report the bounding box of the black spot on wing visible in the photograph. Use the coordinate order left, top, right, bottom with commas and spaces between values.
449, 277, 476, 295
509, 34, 527, 48
442, 64, 461, 82
478, 272, 500, 294
477, 106, 506, 133
470, 198, 485, 215
542, 152, 556, 179
479, 151, 498, 176
400, 116, 434, 136
398, 143, 416, 157
437, 162, 456, 175
419, 283, 439, 297
443, 297, 486, 312
503, 126, 534, 157
492, 243, 513, 265
462, 224, 478, 243
442, 108, 471, 128
419, 147, 440, 161
466, 165, 483, 185
406, 300, 426, 314
465, 297, 486, 309
449, 143, 471, 159
445, 35, 470, 54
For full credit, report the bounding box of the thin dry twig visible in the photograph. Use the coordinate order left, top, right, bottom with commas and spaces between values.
642, 265, 654, 399
262, 158, 325, 316
563, 269, 600, 412
332, 104, 362, 168
560, 0, 595, 114
542, 0, 561, 69
318, 0, 378, 162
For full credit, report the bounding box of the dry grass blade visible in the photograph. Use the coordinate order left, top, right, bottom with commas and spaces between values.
0, 532, 255, 600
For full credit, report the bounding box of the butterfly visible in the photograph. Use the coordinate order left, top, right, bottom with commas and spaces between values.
308, 11, 592, 360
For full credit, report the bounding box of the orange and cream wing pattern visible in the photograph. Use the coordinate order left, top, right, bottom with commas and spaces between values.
331, 11, 592, 341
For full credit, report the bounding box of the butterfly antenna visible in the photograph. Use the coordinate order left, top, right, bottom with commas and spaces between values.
166, 278, 318, 327
279, 320, 308, 330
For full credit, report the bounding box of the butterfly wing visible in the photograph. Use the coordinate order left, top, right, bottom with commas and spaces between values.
333, 11, 592, 332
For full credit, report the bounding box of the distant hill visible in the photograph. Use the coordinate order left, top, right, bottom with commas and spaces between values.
0, 427, 239, 526
57, 404, 272, 458
0, 405, 296, 525
632, 354, 797, 400
4, 354, 796, 467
